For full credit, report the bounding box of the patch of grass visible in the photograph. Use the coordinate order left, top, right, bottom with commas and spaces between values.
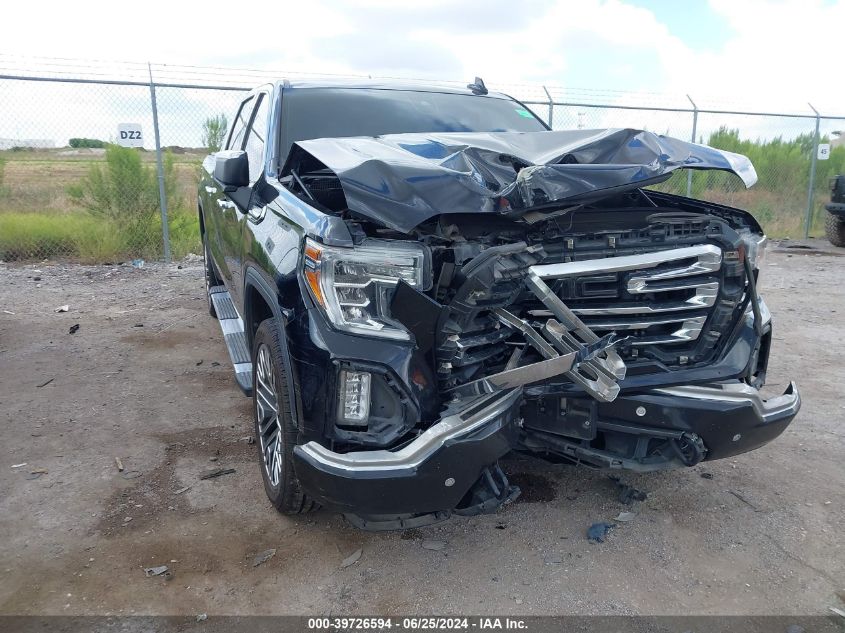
0, 212, 81, 260
0, 209, 200, 263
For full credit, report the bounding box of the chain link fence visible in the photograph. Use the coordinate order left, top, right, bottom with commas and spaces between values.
1, 67, 844, 263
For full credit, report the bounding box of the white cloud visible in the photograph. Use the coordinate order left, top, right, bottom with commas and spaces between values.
3, 0, 843, 142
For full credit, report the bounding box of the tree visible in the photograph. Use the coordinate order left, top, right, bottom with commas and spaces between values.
202, 114, 228, 153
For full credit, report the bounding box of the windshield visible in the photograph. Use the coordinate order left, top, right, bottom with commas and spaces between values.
279, 87, 547, 161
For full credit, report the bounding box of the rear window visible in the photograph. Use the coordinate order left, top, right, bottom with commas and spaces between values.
280, 88, 546, 160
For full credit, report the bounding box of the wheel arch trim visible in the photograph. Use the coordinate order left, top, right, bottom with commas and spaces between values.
243, 265, 301, 430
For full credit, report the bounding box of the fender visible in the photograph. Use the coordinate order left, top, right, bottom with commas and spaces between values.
243, 265, 302, 431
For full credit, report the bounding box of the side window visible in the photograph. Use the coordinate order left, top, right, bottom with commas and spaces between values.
243, 94, 269, 182
226, 96, 254, 151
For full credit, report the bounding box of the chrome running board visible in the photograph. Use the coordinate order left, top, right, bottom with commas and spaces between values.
209, 285, 253, 395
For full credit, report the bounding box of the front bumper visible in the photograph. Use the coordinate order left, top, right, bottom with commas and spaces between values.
293, 389, 523, 516
293, 379, 800, 518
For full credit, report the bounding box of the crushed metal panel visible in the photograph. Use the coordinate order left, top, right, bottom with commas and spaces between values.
288, 128, 758, 232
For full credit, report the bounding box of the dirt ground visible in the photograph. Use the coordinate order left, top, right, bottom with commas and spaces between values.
0, 243, 843, 617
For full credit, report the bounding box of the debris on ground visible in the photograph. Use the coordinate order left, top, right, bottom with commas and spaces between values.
196, 360, 203, 366
173, 486, 191, 495
196, 614, 207, 622
54, 305, 69, 313
26, 469, 47, 480
68, 324, 80, 335
11, 463, 27, 469
239, 436, 256, 444
36, 378, 54, 388
131, 259, 145, 269
199, 468, 236, 480
120, 470, 142, 480
340, 548, 362, 568
144, 565, 169, 577
728, 489, 761, 511
700, 472, 714, 479
587, 522, 615, 543
421, 540, 447, 551
830, 607, 845, 618
114, 457, 124, 472
613, 511, 637, 522
610, 476, 648, 505
252, 549, 276, 567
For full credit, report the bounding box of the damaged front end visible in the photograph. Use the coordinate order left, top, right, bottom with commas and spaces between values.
287, 129, 800, 529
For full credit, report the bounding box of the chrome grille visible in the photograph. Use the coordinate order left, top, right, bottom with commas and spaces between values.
529, 244, 722, 347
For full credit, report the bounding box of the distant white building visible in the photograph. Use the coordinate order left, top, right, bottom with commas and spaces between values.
0, 138, 55, 150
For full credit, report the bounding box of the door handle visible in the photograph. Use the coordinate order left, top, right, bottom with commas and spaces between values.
216, 199, 235, 210
205, 186, 218, 194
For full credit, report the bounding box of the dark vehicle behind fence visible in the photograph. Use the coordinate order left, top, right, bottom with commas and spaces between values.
198, 78, 800, 529
825, 174, 845, 246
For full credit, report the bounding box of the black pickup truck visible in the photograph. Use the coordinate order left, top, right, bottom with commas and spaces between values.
198, 79, 800, 529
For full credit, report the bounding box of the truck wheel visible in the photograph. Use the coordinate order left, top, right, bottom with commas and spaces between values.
202, 233, 220, 317
252, 319, 317, 514
825, 212, 845, 247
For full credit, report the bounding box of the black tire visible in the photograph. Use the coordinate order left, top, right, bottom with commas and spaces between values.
825, 212, 845, 247
252, 319, 317, 514
202, 232, 220, 317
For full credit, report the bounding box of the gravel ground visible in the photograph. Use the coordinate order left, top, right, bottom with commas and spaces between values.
0, 245, 843, 617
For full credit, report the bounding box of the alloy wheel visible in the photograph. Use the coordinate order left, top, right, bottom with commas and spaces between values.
255, 344, 283, 487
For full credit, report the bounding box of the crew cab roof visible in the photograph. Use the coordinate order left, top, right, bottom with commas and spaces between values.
272, 78, 512, 99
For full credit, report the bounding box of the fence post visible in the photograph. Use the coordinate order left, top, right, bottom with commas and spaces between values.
686, 94, 698, 198
804, 103, 821, 239
148, 63, 171, 263
542, 85, 554, 129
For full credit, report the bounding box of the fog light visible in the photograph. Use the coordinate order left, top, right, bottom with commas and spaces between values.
338, 370, 371, 425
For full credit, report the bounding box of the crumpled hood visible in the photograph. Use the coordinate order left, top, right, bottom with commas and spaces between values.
287, 128, 757, 233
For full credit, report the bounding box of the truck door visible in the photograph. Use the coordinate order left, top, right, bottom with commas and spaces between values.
208, 95, 255, 292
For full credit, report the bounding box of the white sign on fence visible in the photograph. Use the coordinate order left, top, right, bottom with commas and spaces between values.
117, 123, 143, 148
818, 143, 831, 160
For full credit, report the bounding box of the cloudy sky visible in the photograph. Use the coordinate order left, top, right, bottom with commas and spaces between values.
2, 0, 844, 147
3, 0, 843, 114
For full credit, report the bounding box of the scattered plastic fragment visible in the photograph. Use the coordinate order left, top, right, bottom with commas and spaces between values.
700, 472, 714, 480
144, 565, 168, 577
340, 548, 362, 568
69, 324, 80, 335
614, 511, 637, 522
421, 540, 446, 551
587, 522, 615, 543
173, 486, 191, 495
36, 378, 54, 388
132, 259, 145, 268
196, 614, 207, 622
252, 549, 276, 567
11, 463, 27, 469
200, 468, 236, 480
114, 457, 124, 472
55, 305, 69, 313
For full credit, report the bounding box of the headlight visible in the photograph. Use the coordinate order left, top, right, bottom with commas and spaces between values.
302, 238, 428, 340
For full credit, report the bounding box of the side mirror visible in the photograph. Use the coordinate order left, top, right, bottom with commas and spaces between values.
214, 150, 249, 189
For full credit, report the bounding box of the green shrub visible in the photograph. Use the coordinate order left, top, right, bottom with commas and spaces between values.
67, 144, 178, 253
202, 114, 228, 153
69, 138, 106, 149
